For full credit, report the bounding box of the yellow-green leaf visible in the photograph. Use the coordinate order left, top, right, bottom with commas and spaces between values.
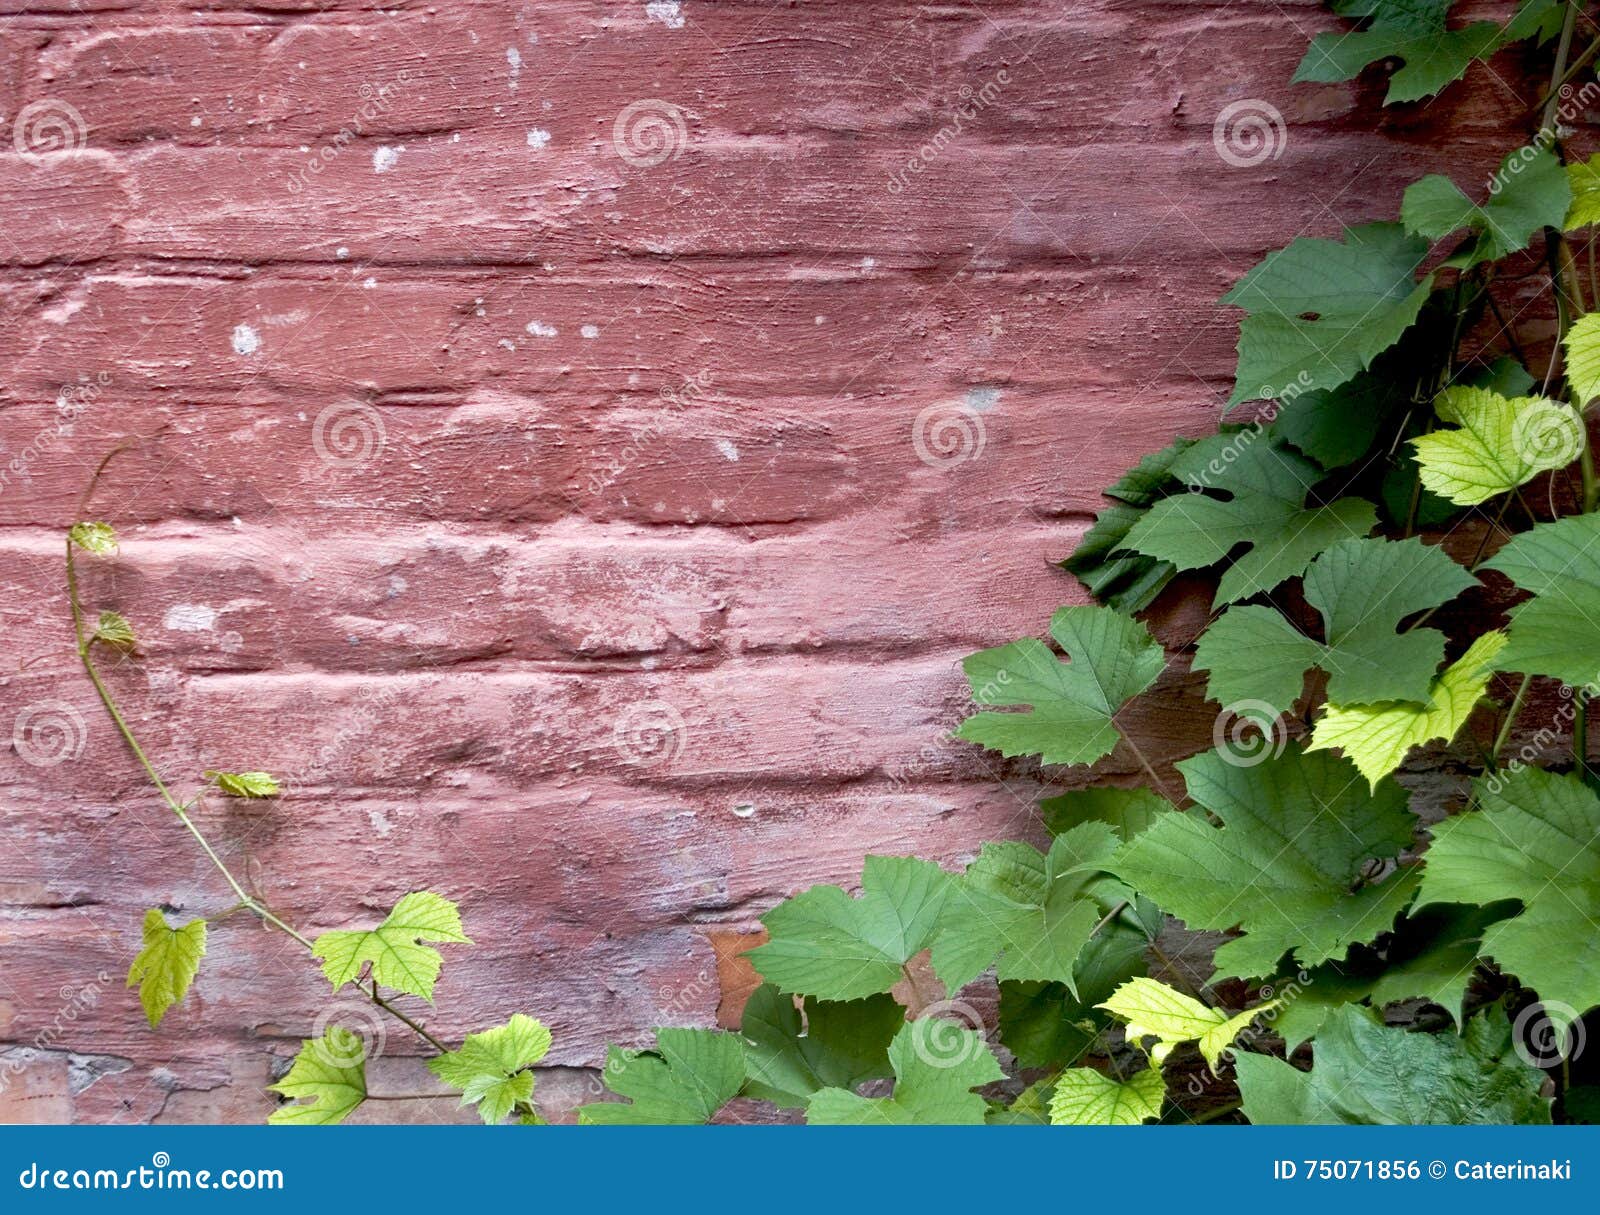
126, 909, 206, 1028
427, 1014, 552, 1125
1566, 154, 1600, 232
1310, 631, 1506, 788
1047, 1066, 1164, 1126
205, 770, 281, 799
1411, 386, 1581, 505
93, 610, 137, 650
1565, 311, 1600, 405
268, 1027, 367, 1126
68, 521, 118, 554
311, 892, 470, 1001
1098, 977, 1279, 1071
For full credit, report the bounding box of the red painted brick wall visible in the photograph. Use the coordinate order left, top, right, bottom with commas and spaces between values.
0, 1, 1539, 1121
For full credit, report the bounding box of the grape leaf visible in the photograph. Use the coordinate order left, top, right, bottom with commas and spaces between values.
1047, 1066, 1164, 1126
1040, 785, 1172, 841
952, 605, 1164, 766
738, 983, 902, 1110
311, 891, 471, 1002
1481, 513, 1600, 685
1195, 536, 1474, 723
126, 909, 206, 1029
1309, 630, 1507, 787
1222, 223, 1434, 405
205, 770, 281, 799
578, 1028, 745, 1125
268, 1027, 368, 1126
1411, 386, 1582, 505
1402, 148, 1569, 268
930, 823, 1120, 994
1121, 436, 1378, 606
427, 1014, 552, 1125
93, 610, 136, 650
1271, 366, 1406, 469
1236, 1005, 1549, 1125
1419, 767, 1600, 1040
1566, 153, 1600, 232
1564, 311, 1600, 405
1060, 437, 1197, 612
1292, 2, 1502, 104
805, 1021, 1003, 1125
1099, 978, 1279, 1070
68, 521, 118, 554
747, 856, 953, 1000
1111, 745, 1418, 980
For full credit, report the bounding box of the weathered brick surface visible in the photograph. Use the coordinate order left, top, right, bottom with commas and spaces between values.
0, 0, 1536, 1121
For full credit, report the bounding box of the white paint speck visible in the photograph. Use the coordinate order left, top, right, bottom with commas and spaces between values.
363, 277, 377, 289
732, 803, 756, 819
372, 145, 402, 174
579, 324, 600, 339
525, 320, 558, 337
230, 324, 261, 356
860, 256, 876, 270
526, 127, 551, 150
966, 386, 1001, 413
367, 808, 394, 838
163, 604, 217, 633
506, 46, 522, 89
714, 438, 740, 462
190, 115, 202, 128
336, 246, 349, 259
646, 1, 685, 29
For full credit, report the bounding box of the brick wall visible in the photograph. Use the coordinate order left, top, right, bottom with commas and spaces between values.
0, 1, 1538, 1122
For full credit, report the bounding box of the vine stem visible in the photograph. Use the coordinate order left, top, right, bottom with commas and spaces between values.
66, 516, 450, 1057
1491, 674, 1534, 768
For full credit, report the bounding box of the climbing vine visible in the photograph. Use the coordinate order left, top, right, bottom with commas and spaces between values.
69, 0, 1600, 1124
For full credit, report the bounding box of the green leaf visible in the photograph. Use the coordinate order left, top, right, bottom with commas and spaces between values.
427, 1014, 552, 1125
1566, 153, 1600, 232
1481, 512, 1600, 684
930, 823, 1119, 995
205, 770, 282, 799
1047, 1066, 1164, 1126
1419, 767, 1600, 1040
988, 1077, 1053, 1125
1271, 367, 1406, 470
805, 1021, 1004, 1125
1111, 745, 1418, 980
268, 1027, 368, 1126
747, 856, 953, 1000
1222, 223, 1433, 405
1411, 386, 1582, 505
68, 521, 118, 554
1292, 3, 1502, 104
311, 891, 471, 1002
1309, 630, 1506, 787
1402, 148, 1569, 268
952, 605, 1164, 766
1564, 311, 1600, 405
1237, 1005, 1550, 1125
1195, 536, 1474, 723
578, 1028, 746, 1125
126, 909, 206, 1029
1060, 437, 1198, 612
1099, 977, 1278, 1070
1121, 436, 1378, 606
738, 983, 903, 1109
93, 610, 136, 649
1040, 786, 1172, 841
